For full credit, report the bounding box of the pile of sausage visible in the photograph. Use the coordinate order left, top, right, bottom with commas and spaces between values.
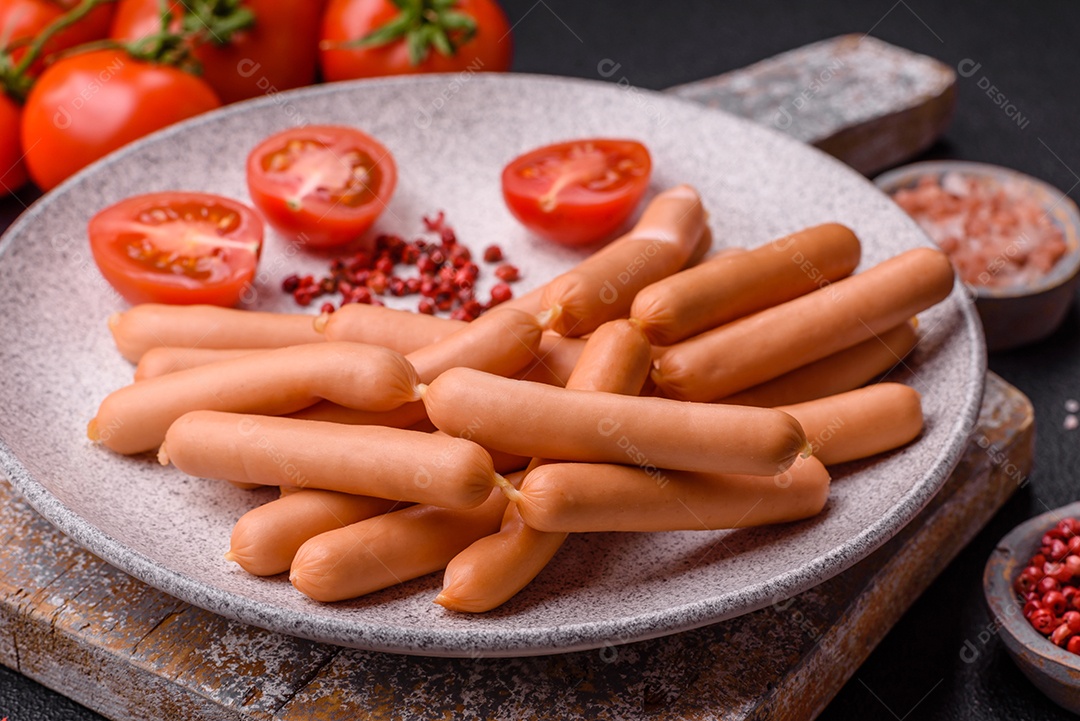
89, 185, 957, 612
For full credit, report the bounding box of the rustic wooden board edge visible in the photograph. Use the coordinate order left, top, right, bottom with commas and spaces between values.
771, 372, 1033, 720
669, 33, 958, 175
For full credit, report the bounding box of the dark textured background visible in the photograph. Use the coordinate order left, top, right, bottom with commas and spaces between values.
3, 0, 1079, 718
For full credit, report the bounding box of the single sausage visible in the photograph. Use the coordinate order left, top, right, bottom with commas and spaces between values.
776, 383, 924, 466
540, 185, 707, 336
109, 304, 323, 362
134, 346, 268, 381
515, 455, 830, 533
227, 490, 404, 576
89, 342, 421, 454
652, 247, 955, 401
289, 483, 512, 602
436, 319, 654, 613
322, 300, 552, 351
436, 503, 568, 612
132, 334, 582, 389
422, 368, 808, 476
720, 320, 918, 408
286, 399, 429, 428
562, 319, 653, 394
431, 431, 530, 475
322, 304, 585, 386
160, 411, 497, 508
680, 226, 716, 269
632, 223, 862, 345
321, 304, 458, 351
406, 308, 542, 384
514, 333, 587, 387
271, 414, 525, 476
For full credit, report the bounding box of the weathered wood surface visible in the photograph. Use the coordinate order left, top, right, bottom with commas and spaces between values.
0, 372, 1032, 720
671, 33, 957, 175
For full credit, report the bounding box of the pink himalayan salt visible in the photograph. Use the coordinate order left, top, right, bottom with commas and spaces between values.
892, 172, 1067, 289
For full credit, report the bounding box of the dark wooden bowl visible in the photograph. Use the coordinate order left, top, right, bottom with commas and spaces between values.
984, 502, 1080, 713
876, 161, 1080, 352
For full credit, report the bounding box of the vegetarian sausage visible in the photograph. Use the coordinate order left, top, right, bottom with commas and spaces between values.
436, 319, 653, 613
632, 223, 861, 345
289, 483, 512, 602
89, 342, 421, 454
515, 455, 830, 533
540, 185, 707, 336
652, 247, 954, 401
109, 304, 322, 362
720, 320, 918, 407
422, 368, 809, 476
160, 411, 497, 508
227, 490, 404, 576
776, 383, 923, 465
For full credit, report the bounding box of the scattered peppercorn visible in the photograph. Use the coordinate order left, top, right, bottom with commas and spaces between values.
490, 282, 513, 306
495, 264, 520, 282
282, 212, 521, 316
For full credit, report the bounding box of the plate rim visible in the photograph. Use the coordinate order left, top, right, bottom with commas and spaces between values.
0, 72, 988, 657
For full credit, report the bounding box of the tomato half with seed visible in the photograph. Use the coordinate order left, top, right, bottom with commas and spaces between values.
246, 125, 397, 249
89, 192, 264, 307
501, 139, 652, 247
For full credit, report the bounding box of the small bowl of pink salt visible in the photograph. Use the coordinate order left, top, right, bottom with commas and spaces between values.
877, 160, 1080, 351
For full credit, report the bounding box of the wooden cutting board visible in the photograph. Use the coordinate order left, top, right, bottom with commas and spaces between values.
0, 373, 1031, 720
0, 35, 981, 721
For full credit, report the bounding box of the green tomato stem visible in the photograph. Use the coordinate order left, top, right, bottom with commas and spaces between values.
331, 0, 478, 65
2, 0, 118, 101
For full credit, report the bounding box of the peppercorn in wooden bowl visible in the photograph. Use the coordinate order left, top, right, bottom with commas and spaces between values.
877, 160, 1080, 352
984, 502, 1080, 714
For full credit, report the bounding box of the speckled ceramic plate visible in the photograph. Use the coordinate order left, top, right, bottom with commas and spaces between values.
0, 74, 985, 657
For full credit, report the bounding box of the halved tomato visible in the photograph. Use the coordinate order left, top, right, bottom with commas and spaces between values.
89, 192, 263, 306
501, 138, 652, 247
245, 125, 396, 249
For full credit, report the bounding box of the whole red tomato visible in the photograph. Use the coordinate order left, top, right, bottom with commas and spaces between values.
110, 0, 324, 104
0, 93, 28, 195
21, 49, 220, 190
320, 0, 512, 81
0, 0, 115, 76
